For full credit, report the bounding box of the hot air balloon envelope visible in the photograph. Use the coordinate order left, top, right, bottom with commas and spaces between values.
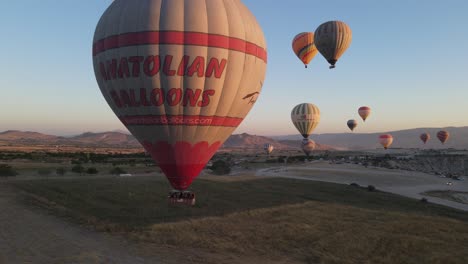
420, 133, 430, 144
358, 106, 371, 122
379, 134, 393, 150
437, 130, 449, 144
347, 119, 358, 131
291, 103, 320, 139
314, 21, 352, 69
292, 32, 318, 68
93, 0, 267, 192
264, 143, 274, 155
301, 139, 316, 156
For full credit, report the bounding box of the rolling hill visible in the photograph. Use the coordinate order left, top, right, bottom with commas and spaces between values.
221, 133, 335, 150
2, 126, 468, 151
0, 130, 140, 148
273, 126, 468, 150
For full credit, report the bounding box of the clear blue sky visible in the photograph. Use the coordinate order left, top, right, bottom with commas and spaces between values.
1, 0, 467, 136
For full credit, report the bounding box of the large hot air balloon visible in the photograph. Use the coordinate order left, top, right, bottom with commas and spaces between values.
358, 106, 371, 122
291, 103, 320, 139
264, 143, 274, 155
379, 134, 393, 150
347, 119, 357, 131
292, 32, 318, 68
420, 133, 430, 144
314, 21, 352, 69
301, 139, 316, 156
93, 0, 267, 200
437, 130, 450, 144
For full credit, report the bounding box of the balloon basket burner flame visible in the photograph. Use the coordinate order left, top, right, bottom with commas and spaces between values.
168, 190, 196, 206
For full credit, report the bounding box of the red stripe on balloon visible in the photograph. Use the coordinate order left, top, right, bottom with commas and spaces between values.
119, 115, 243, 127
93, 31, 267, 62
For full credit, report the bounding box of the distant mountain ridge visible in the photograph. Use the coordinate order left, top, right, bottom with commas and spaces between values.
0, 130, 139, 147
1, 126, 468, 150
0, 130, 334, 150
0, 130, 65, 143
222, 133, 335, 150
272, 126, 468, 150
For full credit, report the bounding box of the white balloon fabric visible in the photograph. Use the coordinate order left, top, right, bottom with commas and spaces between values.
93, 0, 267, 190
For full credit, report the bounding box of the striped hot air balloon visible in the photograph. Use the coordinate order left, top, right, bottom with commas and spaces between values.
347, 119, 357, 131
379, 134, 393, 150
93, 0, 267, 193
437, 130, 450, 144
291, 103, 320, 139
292, 32, 318, 68
420, 133, 430, 144
301, 138, 316, 156
264, 143, 274, 155
358, 106, 371, 122
314, 21, 352, 69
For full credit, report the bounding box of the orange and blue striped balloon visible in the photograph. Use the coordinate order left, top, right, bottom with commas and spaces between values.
292, 32, 318, 68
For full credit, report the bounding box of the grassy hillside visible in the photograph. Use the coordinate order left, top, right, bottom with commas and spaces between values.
10, 176, 468, 263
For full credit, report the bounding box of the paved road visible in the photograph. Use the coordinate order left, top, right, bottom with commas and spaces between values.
256, 161, 468, 211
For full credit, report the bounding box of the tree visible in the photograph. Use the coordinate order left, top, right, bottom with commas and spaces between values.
71, 164, 85, 175
110, 167, 127, 175
208, 160, 231, 175
37, 168, 52, 176
56, 168, 66, 176
0, 164, 18, 177
86, 167, 99, 174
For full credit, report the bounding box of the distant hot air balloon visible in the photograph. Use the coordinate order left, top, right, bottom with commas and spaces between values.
437, 130, 450, 144
93, 0, 267, 198
314, 21, 352, 69
358, 106, 371, 122
347, 119, 358, 131
291, 103, 320, 139
264, 143, 274, 155
292, 32, 318, 68
379, 134, 393, 150
420, 133, 430, 144
301, 139, 316, 156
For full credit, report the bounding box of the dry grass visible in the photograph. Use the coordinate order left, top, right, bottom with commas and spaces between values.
424, 190, 468, 205
139, 202, 468, 264
10, 176, 468, 263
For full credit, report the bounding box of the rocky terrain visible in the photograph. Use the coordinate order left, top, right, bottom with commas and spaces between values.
365, 153, 467, 178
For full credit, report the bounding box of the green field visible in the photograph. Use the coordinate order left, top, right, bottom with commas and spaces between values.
11, 176, 468, 263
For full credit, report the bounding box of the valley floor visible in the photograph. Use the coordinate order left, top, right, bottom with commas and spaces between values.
255, 161, 468, 211
1, 163, 468, 264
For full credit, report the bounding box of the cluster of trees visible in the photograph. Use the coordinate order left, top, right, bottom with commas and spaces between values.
70, 164, 99, 175
0, 163, 129, 177
0, 164, 18, 177
0, 151, 152, 166
208, 160, 231, 175
0, 152, 34, 161
34, 165, 100, 176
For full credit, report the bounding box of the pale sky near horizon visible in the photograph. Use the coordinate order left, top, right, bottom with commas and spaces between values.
0, 1, 467, 136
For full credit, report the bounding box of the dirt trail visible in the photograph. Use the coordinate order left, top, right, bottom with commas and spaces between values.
0, 180, 272, 264
256, 161, 468, 211
0, 183, 164, 264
